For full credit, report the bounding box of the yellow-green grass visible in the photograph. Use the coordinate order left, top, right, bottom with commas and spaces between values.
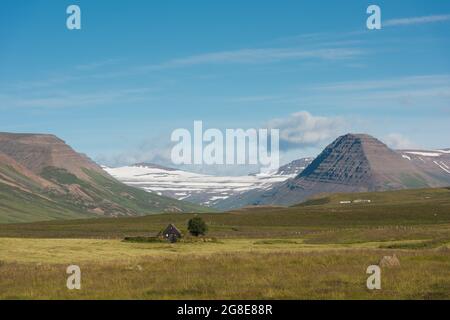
0, 237, 449, 300
0, 238, 389, 264
1, 187, 450, 299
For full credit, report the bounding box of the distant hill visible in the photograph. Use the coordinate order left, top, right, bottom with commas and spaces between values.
0, 133, 209, 223
215, 134, 450, 208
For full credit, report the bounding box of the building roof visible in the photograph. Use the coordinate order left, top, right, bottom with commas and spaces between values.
161, 224, 182, 237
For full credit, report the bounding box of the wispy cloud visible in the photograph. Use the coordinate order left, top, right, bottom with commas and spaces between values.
0, 87, 157, 109
143, 47, 364, 71
311, 75, 450, 92
2, 44, 365, 93
384, 133, 419, 149
96, 141, 172, 168
229, 95, 281, 103
267, 111, 348, 151
385, 14, 450, 27
76, 58, 124, 71
228, 74, 450, 114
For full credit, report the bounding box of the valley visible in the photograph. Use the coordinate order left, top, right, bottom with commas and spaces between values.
0, 132, 449, 300
2, 0, 449, 303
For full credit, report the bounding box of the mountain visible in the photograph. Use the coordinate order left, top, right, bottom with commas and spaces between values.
215, 134, 450, 208
0, 133, 208, 223
104, 158, 313, 208
275, 158, 315, 176
0, 133, 102, 179
398, 149, 450, 185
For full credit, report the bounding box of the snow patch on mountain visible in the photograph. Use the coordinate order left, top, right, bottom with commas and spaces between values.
400, 149, 450, 175
403, 151, 442, 157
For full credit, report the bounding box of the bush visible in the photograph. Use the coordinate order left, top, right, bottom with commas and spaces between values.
187, 217, 208, 237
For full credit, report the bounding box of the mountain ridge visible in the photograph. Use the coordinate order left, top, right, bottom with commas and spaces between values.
214, 133, 450, 209
0, 132, 209, 223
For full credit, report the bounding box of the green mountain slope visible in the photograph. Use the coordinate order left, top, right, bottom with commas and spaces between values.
0, 133, 210, 223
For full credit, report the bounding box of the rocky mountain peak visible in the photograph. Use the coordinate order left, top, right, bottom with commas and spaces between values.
298, 133, 385, 186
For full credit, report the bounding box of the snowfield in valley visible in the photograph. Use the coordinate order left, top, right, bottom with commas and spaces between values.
103, 161, 311, 207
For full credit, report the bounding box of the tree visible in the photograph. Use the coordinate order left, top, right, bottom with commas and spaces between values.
187, 217, 208, 237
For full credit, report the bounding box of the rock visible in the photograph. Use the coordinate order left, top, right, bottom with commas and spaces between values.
379, 254, 400, 268
126, 264, 143, 271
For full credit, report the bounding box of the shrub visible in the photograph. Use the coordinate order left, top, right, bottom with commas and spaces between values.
187, 217, 208, 237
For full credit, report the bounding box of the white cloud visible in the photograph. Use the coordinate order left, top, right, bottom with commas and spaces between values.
267, 111, 347, 151
384, 133, 418, 149
100, 111, 348, 174
385, 14, 450, 27
96, 141, 173, 168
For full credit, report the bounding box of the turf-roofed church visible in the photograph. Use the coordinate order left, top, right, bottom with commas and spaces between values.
160, 224, 182, 243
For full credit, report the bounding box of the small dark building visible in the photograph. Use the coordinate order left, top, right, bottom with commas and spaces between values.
160, 224, 182, 243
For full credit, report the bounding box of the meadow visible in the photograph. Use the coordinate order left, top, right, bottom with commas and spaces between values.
0, 187, 449, 299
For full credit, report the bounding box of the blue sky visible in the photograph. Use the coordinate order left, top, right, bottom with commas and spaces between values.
1, 0, 449, 173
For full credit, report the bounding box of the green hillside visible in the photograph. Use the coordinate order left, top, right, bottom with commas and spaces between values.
0, 165, 210, 224
1, 187, 449, 239
0, 133, 213, 223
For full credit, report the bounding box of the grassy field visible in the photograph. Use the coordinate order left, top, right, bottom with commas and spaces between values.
0, 187, 449, 299
0, 238, 449, 299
